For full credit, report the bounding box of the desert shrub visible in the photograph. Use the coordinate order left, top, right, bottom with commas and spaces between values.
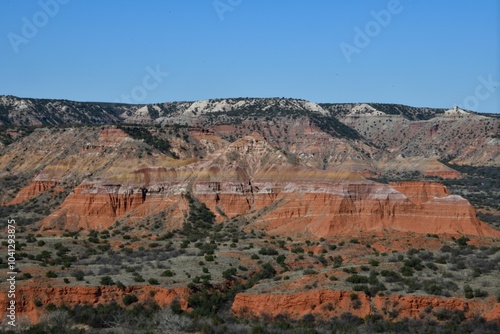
474, 289, 489, 298
222, 267, 237, 280
161, 269, 174, 277
170, 299, 183, 315
46, 271, 58, 278
456, 236, 469, 246
276, 254, 286, 264
332, 255, 343, 268
440, 245, 453, 253
346, 275, 369, 284
435, 255, 448, 264
404, 257, 423, 270
303, 268, 318, 275
464, 284, 474, 299
258, 247, 278, 256
100, 276, 114, 286
434, 308, 453, 321
123, 294, 139, 306
425, 262, 438, 271
400, 266, 414, 277
148, 278, 159, 285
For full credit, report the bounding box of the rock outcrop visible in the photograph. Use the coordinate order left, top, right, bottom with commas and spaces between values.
36, 133, 499, 238
231, 290, 500, 321
0, 285, 189, 323
9, 180, 57, 205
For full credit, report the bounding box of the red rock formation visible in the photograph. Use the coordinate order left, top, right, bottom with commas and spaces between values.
39, 182, 188, 231
9, 180, 57, 205
231, 290, 500, 321
34, 132, 500, 238
0, 286, 189, 323
199, 181, 500, 238
391, 181, 449, 205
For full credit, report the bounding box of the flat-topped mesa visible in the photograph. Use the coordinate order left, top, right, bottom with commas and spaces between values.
25, 132, 498, 238
38, 163, 500, 238
197, 178, 500, 238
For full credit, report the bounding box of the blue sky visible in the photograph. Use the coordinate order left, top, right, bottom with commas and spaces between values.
0, 0, 498, 113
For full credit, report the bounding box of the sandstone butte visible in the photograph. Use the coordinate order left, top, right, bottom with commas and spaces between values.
231, 290, 500, 321
14, 132, 496, 239
0, 286, 190, 323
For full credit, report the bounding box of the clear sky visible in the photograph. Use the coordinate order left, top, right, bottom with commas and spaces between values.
0, 0, 498, 113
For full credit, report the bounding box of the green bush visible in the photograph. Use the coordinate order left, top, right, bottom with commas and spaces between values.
123, 294, 138, 306
303, 268, 318, 275
346, 275, 369, 284
380, 270, 402, 282
100, 276, 114, 286
161, 269, 174, 277
474, 289, 488, 298
464, 285, 474, 299
148, 278, 159, 285
46, 271, 57, 278
222, 267, 237, 280
259, 247, 279, 256
332, 255, 343, 268
400, 266, 414, 277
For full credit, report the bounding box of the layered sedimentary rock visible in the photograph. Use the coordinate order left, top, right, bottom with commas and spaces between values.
38, 133, 499, 238
9, 180, 57, 205
201, 180, 498, 238
40, 181, 188, 231
231, 290, 500, 321
0, 286, 189, 323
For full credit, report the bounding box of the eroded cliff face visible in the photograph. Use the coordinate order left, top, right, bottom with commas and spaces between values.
27, 132, 499, 238
199, 180, 499, 238
0, 286, 189, 323
40, 182, 188, 231
9, 180, 57, 205
231, 290, 500, 321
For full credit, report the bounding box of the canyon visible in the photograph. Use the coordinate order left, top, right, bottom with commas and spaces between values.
0, 96, 499, 330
